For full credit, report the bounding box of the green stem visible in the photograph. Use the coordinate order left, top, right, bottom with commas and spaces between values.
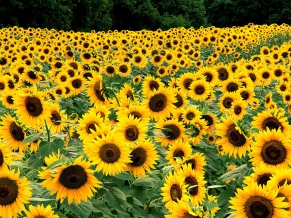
44, 120, 50, 142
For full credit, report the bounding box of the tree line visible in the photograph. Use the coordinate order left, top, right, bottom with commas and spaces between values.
0, 0, 290, 31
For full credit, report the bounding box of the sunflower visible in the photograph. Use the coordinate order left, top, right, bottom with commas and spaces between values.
85, 131, 131, 175
0, 114, 26, 152
206, 133, 217, 144
131, 53, 147, 68
39, 155, 102, 205
172, 88, 188, 110
181, 152, 206, 175
201, 113, 217, 132
46, 104, 67, 135
116, 102, 151, 123
133, 75, 142, 85
85, 74, 108, 105
67, 75, 85, 96
115, 115, 147, 144
176, 72, 196, 94
142, 75, 164, 97
24, 204, 59, 218
243, 162, 276, 187
156, 66, 168, 77
239, 87, 254, 104
13, 88, 50, 130
197, 67, 218, 86
181, 107, 202, 125
189, 79, 211, 101
151, 54, 164, 66
216, 116, 250, 158
229, 181, 289, 218
178, 163, 207, 205
161, 170, 189, 209
165, 140, 192, 168
143, 87, 177, 121
1, 91, 15, 109
250, 128, 291, 169
230, 98, 248, 121
0, 168, 32, 218
215, 64, 231, 85
126, 139, 159, 178
219, 92, 241, 113
155, 118, 186, 147
117, 83, 137, 107
251, 109, 290, 135
77, 111, 104, 141
268, 168, 291, 189
165, 199, 204, 218
258, 67, 272, 86
188, 118, 208, 146
221, 78, 242, 93
117, 62, 131, 77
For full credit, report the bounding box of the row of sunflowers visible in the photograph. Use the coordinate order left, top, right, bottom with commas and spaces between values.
0, 23, 291, 217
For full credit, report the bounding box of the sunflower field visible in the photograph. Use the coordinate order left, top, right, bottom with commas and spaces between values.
1, 23, 291, 218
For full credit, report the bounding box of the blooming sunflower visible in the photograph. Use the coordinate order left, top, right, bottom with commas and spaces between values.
117, 62, 131, 77
250, 128, 291, 169
39, 155, 102, 205
268, 168, 291, 189
181, 152, 206, 175
85, 131, 131, 175
178, 163, 207, 205
47, 104, 67, 135
142, 75, 164, 97
77, 110, 104, 141
166, 140, 192, 168
24, 204, 59, 218
176, 72, 196, 94
116, 102, 151, 123
0, 114, 26, 152
181, 107, 202, 125
216, 116, 250, 158
0, 168, 32, 218
219, 92, 241, 113
243, 162, 276, 187
143, 87, 177, 121
172, 88, 188, 110
1, 91, 16, 109
13, 88, 50, 130
188, 79, 212, 101
161, 170, 189, 209
115, 115, 147, 144
0, 143, 13, 170
155, 118, 186, 147
229, 98, 248, 121
165, 199, 204, 218
251, 109, 290, 135
126, 139, 159, 178
85, 74, 108, 106
198, 67, 218, 87
229, 181, 290, 218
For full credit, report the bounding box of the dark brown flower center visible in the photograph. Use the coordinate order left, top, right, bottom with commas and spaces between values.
257, 174, 272, 186
261, 140, 286, 165
72, 79, 82, 89
186, 112, 195, 121
227, 82, 239, 92
194, 85, 205, 95
241, 91, 250, 100
59, 165, 88, 189
234, 105, 242, 115
218, 68, 229, 81
9, 122, 25, 141
0, 178, 18, 206
185, 176, 198, 196
149, 81, 159, 91
245, 196, 273, 218
201, 114, 213, 126
6, 96, 13, 104
170, 184, 182, 202
51, 111, 61, 125
262, 117, 283, 131
125, 125, 139, 141
222, 97, 233, 109
162, 124, 181, 140
185, 159, 196, 170
119, 65, 128, 73
227, 124, 246, 147
25, 96, 43, 117
99, 143, 121, 163
204, 73, 213, 82
173, 94, 183, 108
94, 81, 106, 102
0, 151, 3, 167
278, 179, 291, 187
183, 78, 193, 90
129, 111, 141, 120
149, 93, 167, 112
129, 147, 147, 167
86, 122, 98, 134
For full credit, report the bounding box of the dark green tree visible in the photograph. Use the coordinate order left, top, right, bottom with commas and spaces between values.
152, 0, 208, 30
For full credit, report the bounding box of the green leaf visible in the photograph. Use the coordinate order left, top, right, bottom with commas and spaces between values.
60, 199, 93, 218
38, 138, 64, 157
218, 187, 236, 207
91, 199, 113, 218
30, 197, 56, 202
207, 185, 226, 189
115, 171, 135, 181
46, 159, 63, 169
104, 187, 128, 210
219, 164, 247, 181
204, 200, 218, 211
132, 177, 156, 187
22, 132, 43, 144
